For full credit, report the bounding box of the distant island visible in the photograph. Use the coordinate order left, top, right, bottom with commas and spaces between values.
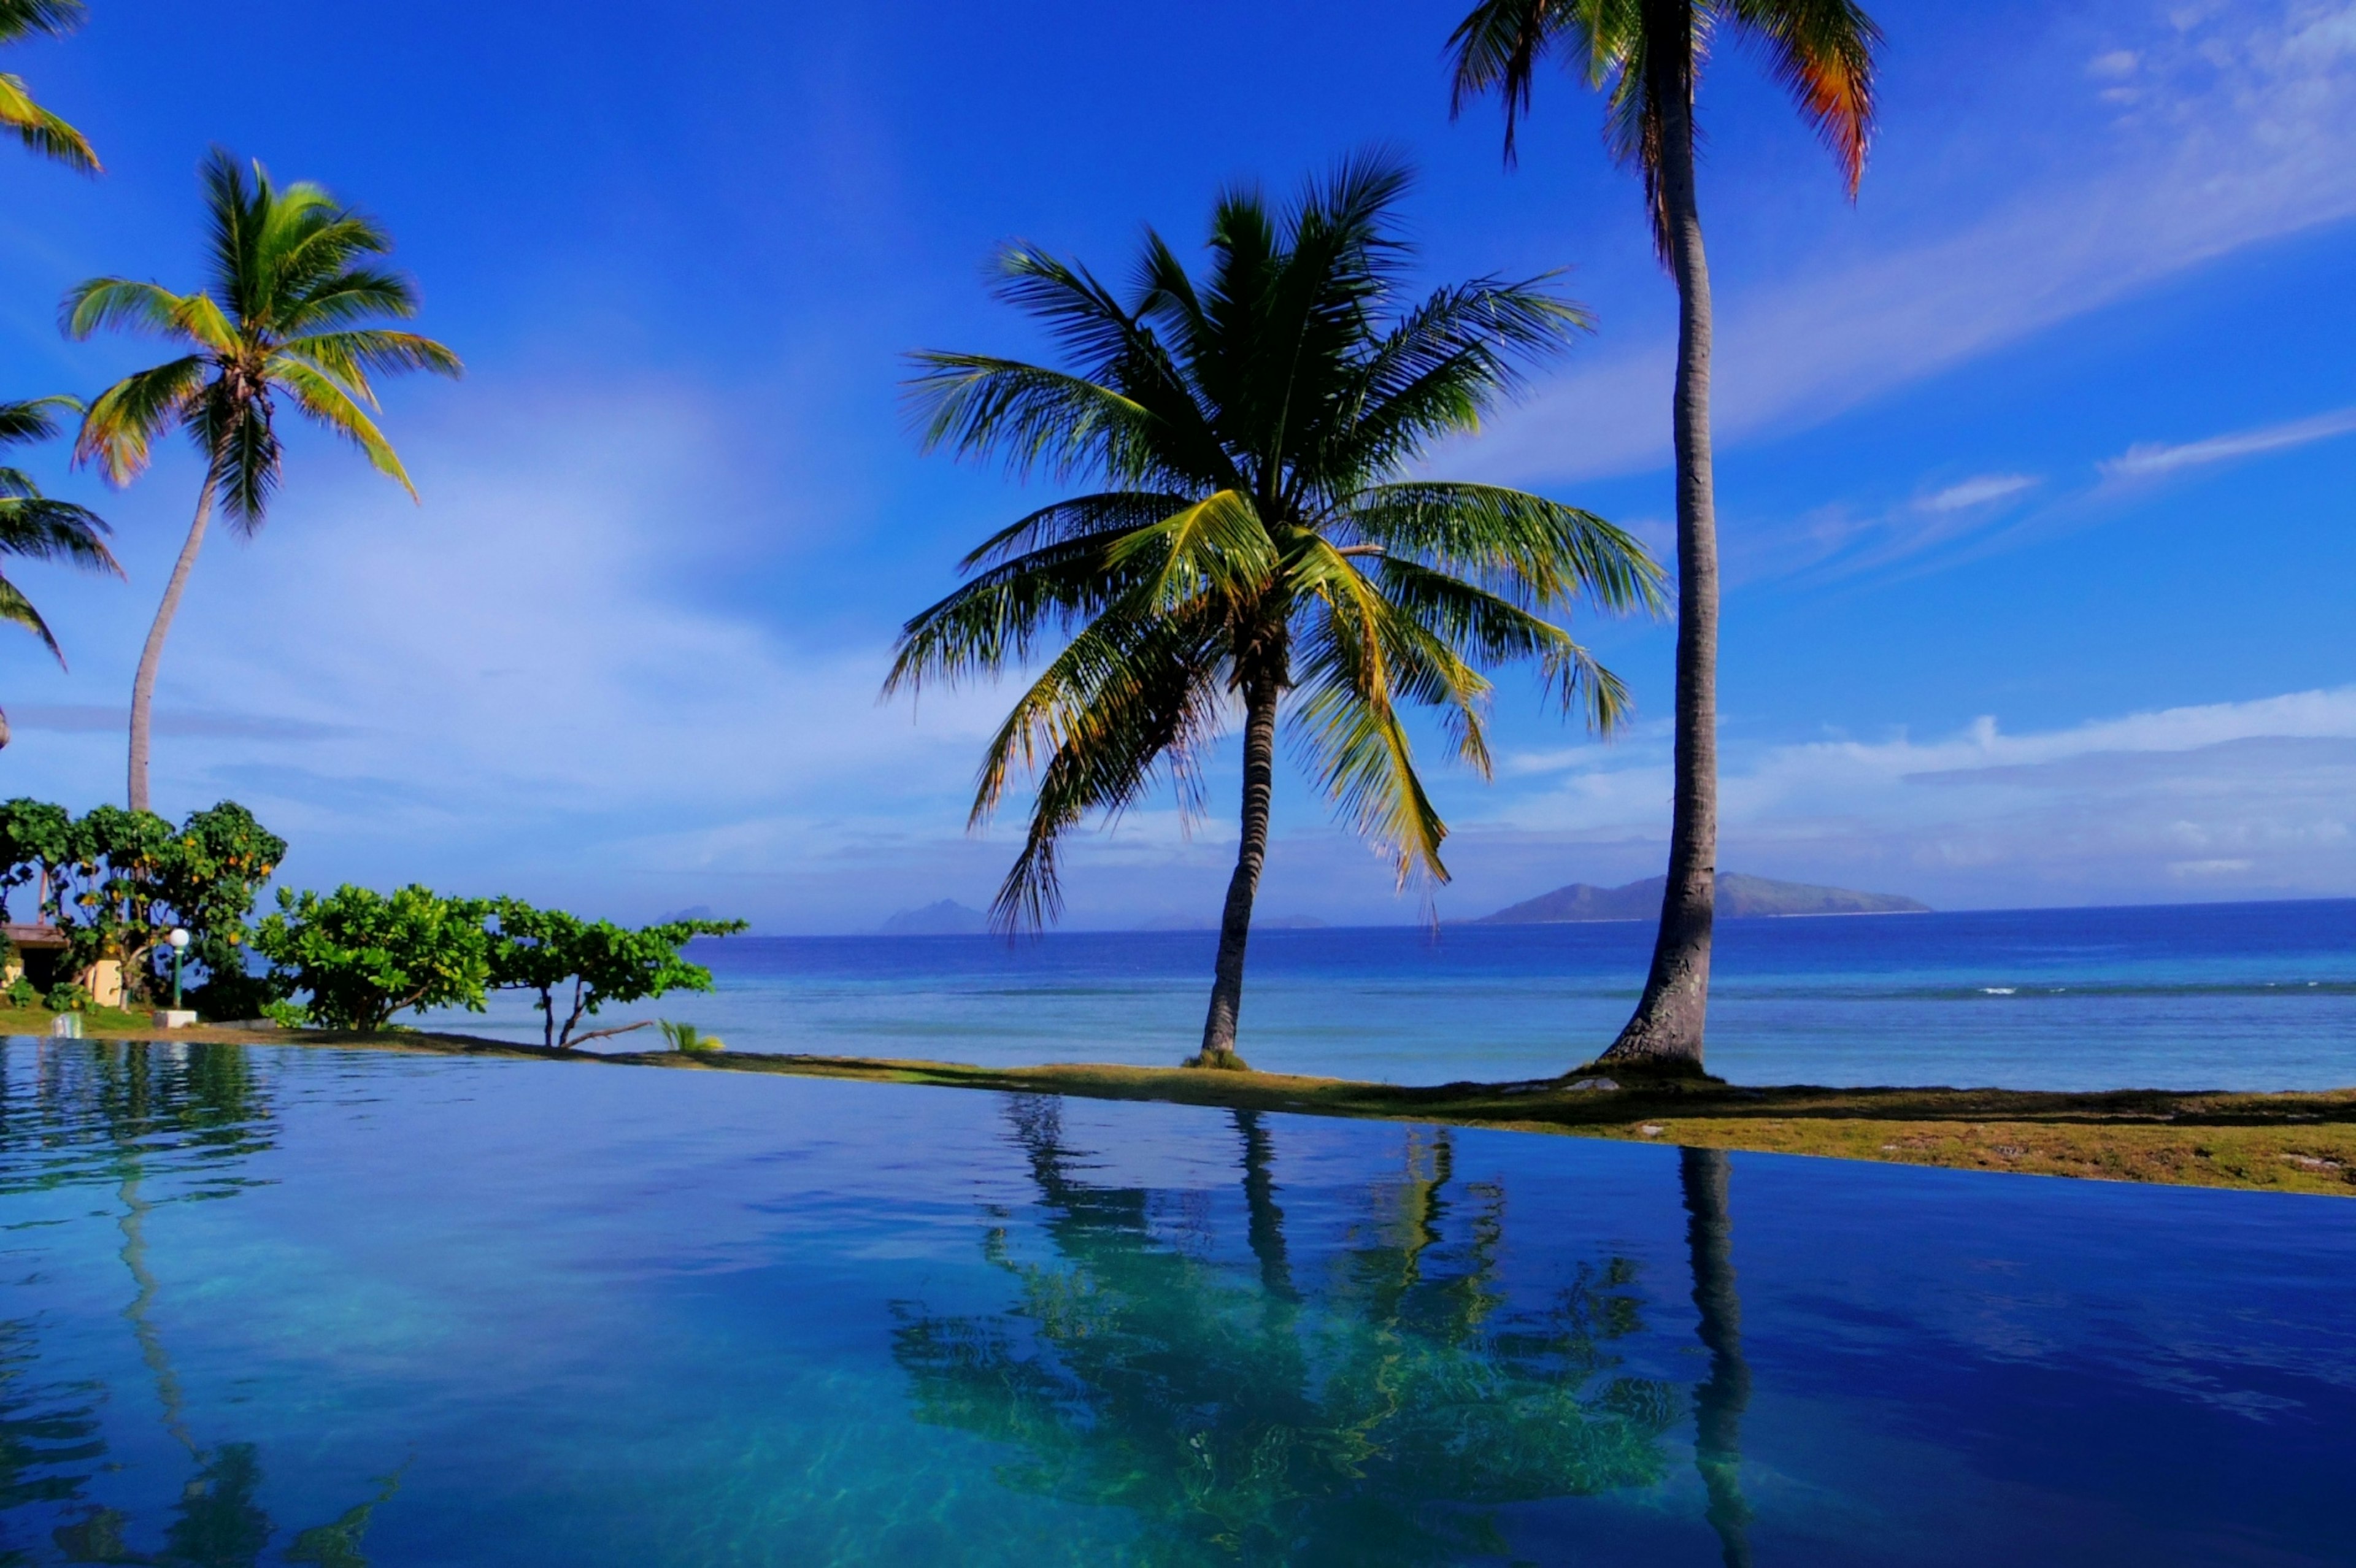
1474, 872, 1930, 924
880, 900, 988, 935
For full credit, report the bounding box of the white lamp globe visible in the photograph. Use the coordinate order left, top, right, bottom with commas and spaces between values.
167, 927, 191, 950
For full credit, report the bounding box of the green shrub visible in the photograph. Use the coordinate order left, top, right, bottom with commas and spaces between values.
252, 884, 494, 1032
658, 1020, 725, 1053
260, 999, 311, 1029
3, 975, 39, 1009
44, 981, 90, 1013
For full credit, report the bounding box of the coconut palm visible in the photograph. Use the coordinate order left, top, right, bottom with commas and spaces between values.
1450, 0, 1879, 1074
0, 0, 98, 172
64, 148, 461, 811
888, 156, 1662, 1069
0, 395, 120, 747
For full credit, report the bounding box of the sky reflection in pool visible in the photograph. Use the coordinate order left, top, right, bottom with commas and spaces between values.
2, 1040, 2350, 1564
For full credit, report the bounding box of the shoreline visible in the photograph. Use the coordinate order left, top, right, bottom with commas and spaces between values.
17, 1011, 2354, 1198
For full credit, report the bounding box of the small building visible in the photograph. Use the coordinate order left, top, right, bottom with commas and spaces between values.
2, 924, 125, 1007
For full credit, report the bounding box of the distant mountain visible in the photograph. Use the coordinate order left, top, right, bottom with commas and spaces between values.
1474, 872, 1929, 924
880, 899, 988, 935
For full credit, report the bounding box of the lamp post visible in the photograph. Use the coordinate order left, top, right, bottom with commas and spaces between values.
167, 927, 190, 1010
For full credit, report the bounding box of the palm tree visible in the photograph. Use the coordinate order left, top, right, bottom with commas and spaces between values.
0, 395, 120, 748
888, 156, 1662, 1070
64, 149, 461, 812
1450, 0, 1880, 1074
0, 0, 98, 172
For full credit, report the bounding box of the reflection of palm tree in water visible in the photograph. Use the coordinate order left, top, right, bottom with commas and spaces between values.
898, 1096, 1678, 1564
10, 1041, 401, 1567
1682, 1147, 1754, 1568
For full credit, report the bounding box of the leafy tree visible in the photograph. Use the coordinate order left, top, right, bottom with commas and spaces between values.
1451, 0, 1881, 1074
487, 897, 746, 1050
64, 149, 461, 812
0, 796, 282, 1007
889, 155, 1661, 1069
0, 0, 98, 172
251, 883, 492, 1031
0, 396, 120, 747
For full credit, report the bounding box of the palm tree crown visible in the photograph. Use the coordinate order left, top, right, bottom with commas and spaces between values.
66, 149, 460, 521
0, 0, 96, 172
890, 156, 1661, 1064
1450, 0, 1877, 253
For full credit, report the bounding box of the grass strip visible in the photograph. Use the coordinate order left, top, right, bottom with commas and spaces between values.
12, 1007, 2352, 1197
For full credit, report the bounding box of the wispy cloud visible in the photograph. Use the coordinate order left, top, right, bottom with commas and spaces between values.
7, 704, 354, 740
2098, 405, 2356, 480
1917, 474, 2040, 513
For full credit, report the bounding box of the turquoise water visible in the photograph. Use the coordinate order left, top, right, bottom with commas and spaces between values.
433, 900, 2356, 1090
4, 1039, 2352, 1564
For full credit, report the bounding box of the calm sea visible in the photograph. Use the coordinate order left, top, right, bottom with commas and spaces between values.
432, 898, 2356, 1091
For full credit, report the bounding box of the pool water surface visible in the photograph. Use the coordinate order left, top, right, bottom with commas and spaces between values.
2, 1040, 2350, 1564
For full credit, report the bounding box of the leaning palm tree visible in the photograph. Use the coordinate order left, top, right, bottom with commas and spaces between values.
888, 156, 1662, 1069
0, 395, 120, 747
1451, 0, 1879, 1075
0, 0, 98, 171
64, 148, 461, 811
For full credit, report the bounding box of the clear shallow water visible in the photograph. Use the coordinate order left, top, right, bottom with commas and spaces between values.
432, 899, 2356, 1090
4, 1040, 2353, 1566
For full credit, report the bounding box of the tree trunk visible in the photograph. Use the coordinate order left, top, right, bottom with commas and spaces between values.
127, 479, 217, 814
1603, 15, 1719, 1075
1682, 1146, 1753, 1567
1194, 674, 1280, 1069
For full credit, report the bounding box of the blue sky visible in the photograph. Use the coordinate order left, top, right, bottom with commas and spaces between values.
1, 0, 2353, 931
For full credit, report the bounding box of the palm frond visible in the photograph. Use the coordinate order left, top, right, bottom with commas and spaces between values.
0, 71, 93, 171
887, 519, 1170, 694
1726, 0, 1879, 193
1447, 0, 1595, 163
74, 356, 206, 485
1347, 482, 1665, 613
0, 0, 86, 43
204, 392, 282, 528
0, 571, 64, 663
0, 393, 77, 445
278, 329, 461, 409
1106, 488, 1277, 617
979, 608, 1227, 929
957, 491, 1197, 571
904, 355, 1163, 485
1335, 278, 1589, 479
60, 278, 202, 343
267, 358, 414, 500
274, 267, 424, 332
0, 492, 117, 574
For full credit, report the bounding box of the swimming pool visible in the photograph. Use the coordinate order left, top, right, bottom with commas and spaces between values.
4, 1039, 2349, 1564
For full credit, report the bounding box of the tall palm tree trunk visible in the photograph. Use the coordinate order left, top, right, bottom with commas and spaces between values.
1197, 675, 1280, 1069
1681, 1146, 1753, 1567
1604, 26, 1719, 1074
126, 476, 215, 813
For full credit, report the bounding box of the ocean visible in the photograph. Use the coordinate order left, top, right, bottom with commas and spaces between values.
428, 897, 2356, 1091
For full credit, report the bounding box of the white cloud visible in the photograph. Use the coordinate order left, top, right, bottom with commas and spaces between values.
2098, 404, 2356, 480
1461, 1, 2356, 483
1917, 474, 2040, 513
1463, 688, 2356, 909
